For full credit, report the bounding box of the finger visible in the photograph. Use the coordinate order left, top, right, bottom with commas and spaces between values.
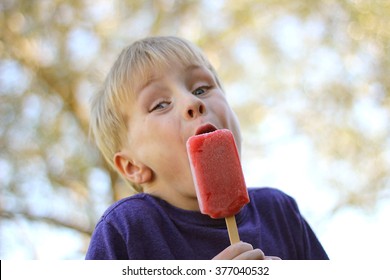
234, 248, 265, 260
212, 242, 254, 260
265, 256, 282, 260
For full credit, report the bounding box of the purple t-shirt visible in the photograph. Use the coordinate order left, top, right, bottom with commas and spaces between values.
85, 187, 328, 260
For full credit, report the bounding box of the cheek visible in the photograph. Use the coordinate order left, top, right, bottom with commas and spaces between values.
213, 99, 242, 153
139, 117, 182, 156
227, 109, 242, 153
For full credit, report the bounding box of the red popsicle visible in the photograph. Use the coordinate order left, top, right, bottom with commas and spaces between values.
186, 128, 250, 244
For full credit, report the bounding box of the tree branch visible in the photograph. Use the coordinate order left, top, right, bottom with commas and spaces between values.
0, 209, 93, 236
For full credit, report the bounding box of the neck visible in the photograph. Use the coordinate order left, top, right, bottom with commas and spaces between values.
143, 180, 200, 211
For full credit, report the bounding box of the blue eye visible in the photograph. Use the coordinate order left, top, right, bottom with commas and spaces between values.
150, 101, 170, 112
192, 86, 211, 96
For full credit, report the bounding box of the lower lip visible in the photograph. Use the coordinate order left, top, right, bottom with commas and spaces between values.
196, 124, 217, 135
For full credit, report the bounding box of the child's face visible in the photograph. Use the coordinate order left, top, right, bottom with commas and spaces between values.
116, 63, 241, 210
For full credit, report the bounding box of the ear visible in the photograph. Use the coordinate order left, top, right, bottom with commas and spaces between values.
114, 152, 152, 185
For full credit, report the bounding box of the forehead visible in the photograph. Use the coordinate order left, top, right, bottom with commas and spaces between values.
130, 56, 210, 95
116, 38, 221, 110
142, 63, 214, 88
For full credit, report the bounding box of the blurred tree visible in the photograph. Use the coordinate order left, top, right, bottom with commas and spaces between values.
0, 0, 389, 258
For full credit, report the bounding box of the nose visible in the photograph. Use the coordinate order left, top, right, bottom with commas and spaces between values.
184, 95, 206, 120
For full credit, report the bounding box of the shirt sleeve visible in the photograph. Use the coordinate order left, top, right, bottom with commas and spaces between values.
85, 219, 129, 260
286, 194, 329, 260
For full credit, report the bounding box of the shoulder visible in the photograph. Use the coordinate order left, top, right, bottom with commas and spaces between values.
97, 193, 165, 227
247, 187, 300, 214
86, 193, 167, 259
245, 187, 304, 231
248, 187, 296, 204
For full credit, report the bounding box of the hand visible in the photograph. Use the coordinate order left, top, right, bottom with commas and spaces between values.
212, 241, 281, 260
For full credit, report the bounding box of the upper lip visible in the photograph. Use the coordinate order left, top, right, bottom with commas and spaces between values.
195, 123, 218, 135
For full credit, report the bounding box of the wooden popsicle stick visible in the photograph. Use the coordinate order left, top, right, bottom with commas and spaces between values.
225, 215, 240, 244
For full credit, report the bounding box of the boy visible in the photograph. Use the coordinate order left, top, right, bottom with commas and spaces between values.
86, 36, 329, 260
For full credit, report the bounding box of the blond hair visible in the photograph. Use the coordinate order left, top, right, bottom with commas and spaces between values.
90, 36, 222, 193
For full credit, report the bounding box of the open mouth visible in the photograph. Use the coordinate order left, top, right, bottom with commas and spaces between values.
195, 124, 218, 135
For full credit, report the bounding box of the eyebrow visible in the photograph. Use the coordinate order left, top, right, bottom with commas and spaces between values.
184, 64, 203, 72
137, 64, 205, 91
135, 73, 160, 97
